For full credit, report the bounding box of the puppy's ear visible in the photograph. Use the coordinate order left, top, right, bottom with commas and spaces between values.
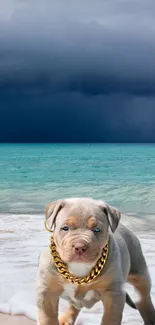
102, 203, 121, 233
45, 200, 65, 230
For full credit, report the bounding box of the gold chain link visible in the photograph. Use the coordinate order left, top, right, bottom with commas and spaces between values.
50, 236, 109, 285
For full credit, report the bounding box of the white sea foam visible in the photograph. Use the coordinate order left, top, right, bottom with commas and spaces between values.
0, 213, 155, 324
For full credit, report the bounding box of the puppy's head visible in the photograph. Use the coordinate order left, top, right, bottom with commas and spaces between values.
45, 197, 121, 264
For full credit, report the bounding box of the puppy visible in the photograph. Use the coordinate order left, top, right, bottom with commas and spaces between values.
36, 197, 155, 325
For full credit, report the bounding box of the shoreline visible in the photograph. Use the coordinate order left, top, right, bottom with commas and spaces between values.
0, 314, 36, 325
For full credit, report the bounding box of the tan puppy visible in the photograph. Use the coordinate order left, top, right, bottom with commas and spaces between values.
36, 198, 155, 325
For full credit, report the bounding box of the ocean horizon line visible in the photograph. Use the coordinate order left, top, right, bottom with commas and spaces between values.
1, 142, 155, 145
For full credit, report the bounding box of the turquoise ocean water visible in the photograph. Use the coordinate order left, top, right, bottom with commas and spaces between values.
0, 143, 155, 215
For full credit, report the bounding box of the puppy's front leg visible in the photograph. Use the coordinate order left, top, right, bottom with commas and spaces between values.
101, 290, 125, 325
37, 290, 59, 325
59, 305, 80, 325
36, 248, 63, 325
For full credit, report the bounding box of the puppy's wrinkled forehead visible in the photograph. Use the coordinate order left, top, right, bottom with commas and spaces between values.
45, 197, 121, 233
55, 198, 106, 228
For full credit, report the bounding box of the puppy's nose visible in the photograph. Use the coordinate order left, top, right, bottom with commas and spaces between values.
73, 243, 87, 254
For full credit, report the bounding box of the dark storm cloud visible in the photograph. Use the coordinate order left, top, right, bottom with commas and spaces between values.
0, 0, 155, 142
1, 0, 155, 95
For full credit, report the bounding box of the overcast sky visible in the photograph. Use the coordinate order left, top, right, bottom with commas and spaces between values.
0, 0, 155, 142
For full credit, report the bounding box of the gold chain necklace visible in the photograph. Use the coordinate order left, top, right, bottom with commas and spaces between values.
49, 236, 109, 285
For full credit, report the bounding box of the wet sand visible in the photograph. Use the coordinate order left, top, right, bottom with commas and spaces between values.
0, 314, 36, 325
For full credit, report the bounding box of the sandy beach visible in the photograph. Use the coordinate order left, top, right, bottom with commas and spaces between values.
0, 314, 35, 325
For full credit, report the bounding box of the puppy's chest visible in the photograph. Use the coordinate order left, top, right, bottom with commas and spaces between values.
60, 283, 101, 309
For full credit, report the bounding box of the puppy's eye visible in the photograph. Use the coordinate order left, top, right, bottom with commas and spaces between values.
93, 227, 101, 233
62, 226, 69, 231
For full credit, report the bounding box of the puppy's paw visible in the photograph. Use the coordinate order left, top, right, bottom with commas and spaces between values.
59, 314, 74, 325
